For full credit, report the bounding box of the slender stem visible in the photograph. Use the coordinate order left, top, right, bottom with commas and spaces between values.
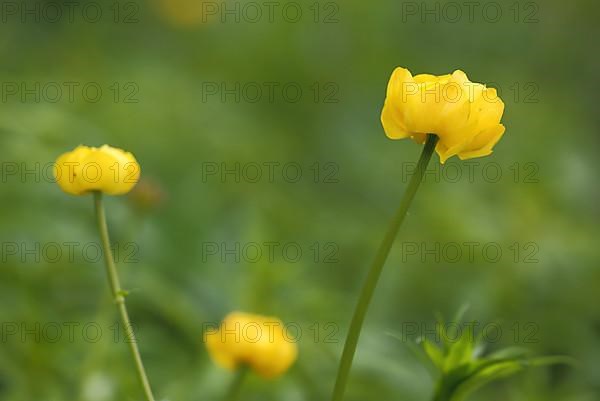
224, 366, 249, 401
331, 134, 439, 401
93, 192, 157, 401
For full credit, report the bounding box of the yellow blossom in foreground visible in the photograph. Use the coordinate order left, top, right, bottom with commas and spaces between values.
204, 312, 298, 378
54, 145, 140, 196
381, 67, 506, 163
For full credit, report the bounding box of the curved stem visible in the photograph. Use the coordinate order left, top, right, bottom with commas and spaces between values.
331, 134, 439, 401
224, 366, 249, 401
93, 192, 157, 401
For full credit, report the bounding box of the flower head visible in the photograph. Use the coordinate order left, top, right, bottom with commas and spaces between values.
381, 67, 506, 163
54, 145, 140, 196
204, 311, 298, 379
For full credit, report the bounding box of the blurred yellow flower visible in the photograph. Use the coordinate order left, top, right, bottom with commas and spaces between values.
54, 145, 140, 196
153, 0, 207, 28
128, 179, 166, 212
381, 67, 506, 163
204, 312, 298, 379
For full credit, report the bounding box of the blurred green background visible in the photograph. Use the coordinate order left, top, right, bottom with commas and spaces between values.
1, 0, 599, 400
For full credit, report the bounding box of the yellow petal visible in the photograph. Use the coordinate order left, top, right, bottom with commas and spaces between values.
458, 124, 506, 160
381, 67, 417, 139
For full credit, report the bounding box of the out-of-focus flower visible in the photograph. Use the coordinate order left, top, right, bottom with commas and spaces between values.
153, 0, 208, 28
381, 67, 506, 163
54, 145, 140, 196
204, 311, 298, 379
128, 178, 166, 212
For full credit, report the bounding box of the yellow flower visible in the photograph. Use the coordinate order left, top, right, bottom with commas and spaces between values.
381, 67, 506, 163
154, 0, 207, 28
204, 312, 298, 379
54, 145, 140, 196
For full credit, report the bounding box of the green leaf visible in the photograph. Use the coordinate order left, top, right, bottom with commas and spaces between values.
451, 359, 524, 401
443, 327, 474, 373
387, 331, 442, 377
486, 346, 531, 360
451, 354, 574, 401
422, 338, 445, 371
451, 304, 471, 325
391, 310, 575, 401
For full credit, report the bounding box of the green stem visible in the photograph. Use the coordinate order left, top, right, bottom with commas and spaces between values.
224, 366, 249, 401
331, 134, 439, 401
431, 378, 454, 401
93, 192, 157, 401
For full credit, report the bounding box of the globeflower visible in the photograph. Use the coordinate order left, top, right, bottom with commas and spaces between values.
54, 145, 140, 195
381, 67, 506, 163
54, 145, 155, 401
204, 311, 298, 379
332, 67, 508, 401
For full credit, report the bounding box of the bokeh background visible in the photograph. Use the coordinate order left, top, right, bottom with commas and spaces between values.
1, 0, 599, 400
